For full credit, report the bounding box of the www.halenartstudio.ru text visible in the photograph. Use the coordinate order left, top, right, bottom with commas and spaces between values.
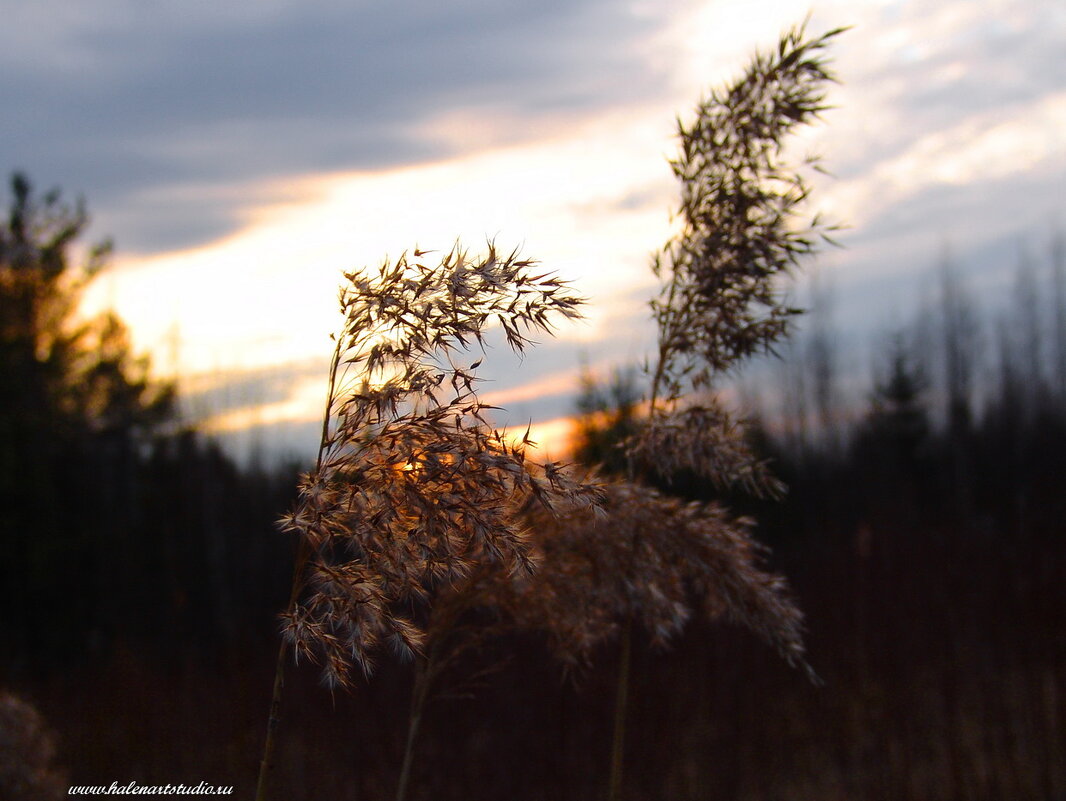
68, 781, 233, 795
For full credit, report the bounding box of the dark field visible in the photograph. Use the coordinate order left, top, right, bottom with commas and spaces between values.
14, 486, 1065, 800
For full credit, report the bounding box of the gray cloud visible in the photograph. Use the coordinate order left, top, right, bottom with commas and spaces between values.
2, 0, 675, 251
177, 357, 328, 419
817, 4, 1066, 181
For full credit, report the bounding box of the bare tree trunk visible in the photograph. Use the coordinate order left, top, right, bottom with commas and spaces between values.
1013, 250, 1044, 418
1050, 230, 1066, 400
808, 272, 840, 454
938, 251, 979, 518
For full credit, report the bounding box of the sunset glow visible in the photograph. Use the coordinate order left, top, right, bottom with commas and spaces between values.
56, 0, 1065, 461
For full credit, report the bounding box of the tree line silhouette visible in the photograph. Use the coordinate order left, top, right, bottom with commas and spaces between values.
0, 174, 295, 674
752, 241, 1066, 550
575, 231, 1066, 549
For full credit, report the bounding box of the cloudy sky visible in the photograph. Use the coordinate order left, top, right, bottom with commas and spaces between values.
4, 0, 1064, 459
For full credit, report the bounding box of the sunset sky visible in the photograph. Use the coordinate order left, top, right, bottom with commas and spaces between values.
4, 0, 1064, 460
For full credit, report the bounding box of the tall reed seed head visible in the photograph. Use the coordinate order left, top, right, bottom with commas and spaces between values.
280, 244, 602, 687
594, 24, 841, 678
639, 25, 844, 488
652, 25, 843, 394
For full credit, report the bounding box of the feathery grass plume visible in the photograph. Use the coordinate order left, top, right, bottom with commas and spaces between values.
639, 23, 844, 487
505, 480, 811, 673
257, 242, 600, 800
595, 24, 842, 799
628, 397, 785, 497
280, 243, 597, 686
420, 475, 811, 673
621, 20, 843, 659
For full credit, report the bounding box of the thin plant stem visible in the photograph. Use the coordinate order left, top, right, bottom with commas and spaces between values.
395, 657, 434, 801
254, 643, 287, 801
608, 620, 633, 801
606, 261, 667, 801
255, 339, 343, 801
254, 542, 310, 801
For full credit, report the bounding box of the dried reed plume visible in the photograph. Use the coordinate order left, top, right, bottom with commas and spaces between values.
257, 243, 600, 800
617, 23, 844, 665
641, 23, 844, 484
601, 24, 842, 797
279, 243, 600, 685
415, 472, 815, 699
504, 481, 812, 675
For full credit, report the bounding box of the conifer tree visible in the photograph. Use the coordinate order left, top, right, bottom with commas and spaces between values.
0, 173, 173, 658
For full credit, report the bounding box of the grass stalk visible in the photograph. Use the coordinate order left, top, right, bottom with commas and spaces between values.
608, 620, 633, 801
254, 540, 312, 801
395, 657, 433, 801
255, 343, 340, 801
